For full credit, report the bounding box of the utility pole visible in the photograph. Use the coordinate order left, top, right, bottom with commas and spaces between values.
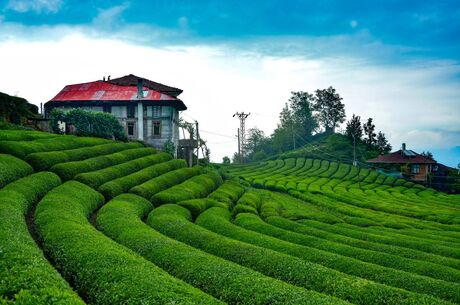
233, 112, 250, 163
237, 128, 241, 163
195, 120, 199, 166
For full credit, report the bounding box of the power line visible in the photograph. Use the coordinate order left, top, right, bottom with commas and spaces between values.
200, 129, 236, 139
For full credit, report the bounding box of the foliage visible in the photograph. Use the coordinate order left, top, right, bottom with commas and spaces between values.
49, 108, 126, 140
222, 156, 230, 164
0, 172, 84, 304
0, 92, 39, 125
0, 154, 33, 188
363, 118, 377, 147
313, 86, 346, 134
35, 181, 219, 305
163, 139, 176, 156
375, 131, 392, 154
345, 114, 363, 140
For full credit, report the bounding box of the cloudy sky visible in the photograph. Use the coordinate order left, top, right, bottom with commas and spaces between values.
0, 0, 459, 166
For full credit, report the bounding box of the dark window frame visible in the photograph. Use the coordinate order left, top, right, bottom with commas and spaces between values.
127, 105, 136, 118
152, 120, 161, 137
127, 122, 135, 136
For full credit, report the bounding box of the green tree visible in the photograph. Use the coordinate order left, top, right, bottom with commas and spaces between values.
375, 131, 392, 154
363, 118, 376, 147
421, 151, 434, 160
313, 86, 346, 134
289, 91, 317, 138
345, 114, 363, 140
222, 156, 231, 164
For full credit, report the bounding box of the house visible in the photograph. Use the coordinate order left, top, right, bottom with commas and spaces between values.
44, 74, 186, 150
367, 143, 436, 182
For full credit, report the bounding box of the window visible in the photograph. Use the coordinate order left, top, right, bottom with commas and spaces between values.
411, 164, 420, 174
127, 105, 136, 118
103, 105, 111, 113
153, 121, 161, 137
152, 106, 161, 118
127, 122, 135, 136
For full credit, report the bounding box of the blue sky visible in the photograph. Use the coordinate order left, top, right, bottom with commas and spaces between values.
0, 0, 459, 165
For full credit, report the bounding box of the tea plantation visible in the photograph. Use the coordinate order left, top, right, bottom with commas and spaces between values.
1, 129, 459, 305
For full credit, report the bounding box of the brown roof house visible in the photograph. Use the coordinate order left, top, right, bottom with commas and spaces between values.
367, 143, 436, 182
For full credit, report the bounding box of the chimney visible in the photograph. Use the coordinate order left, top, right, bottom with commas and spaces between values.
137, 78, 143, 99
402, 143, 406, 150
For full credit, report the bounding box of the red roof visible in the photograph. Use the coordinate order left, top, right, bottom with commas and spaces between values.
367, 150, 436, 164
50, 81, 177, 102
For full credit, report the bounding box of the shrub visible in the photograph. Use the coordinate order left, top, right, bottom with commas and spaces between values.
98, 159, 187, 200
176, 198, 227, 219
0, 172, 84, 304
75, 152, 171, 189
96, 196, 347, 305
130, 166, 203, 200
34, 181, 220, 305
51, 147, 155, 181
207, 180, 246, 205
0, 130, 57, 141
150, 171, 223, 206
0, 136, 109, 159
0, 154, 33, 188
25, 142, 143, 171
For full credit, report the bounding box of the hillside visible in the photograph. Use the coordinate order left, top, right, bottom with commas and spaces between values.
1, 129, 459, 305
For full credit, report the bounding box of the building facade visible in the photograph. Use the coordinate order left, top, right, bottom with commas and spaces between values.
44, 74, 186, 150
367, 143, 436, 182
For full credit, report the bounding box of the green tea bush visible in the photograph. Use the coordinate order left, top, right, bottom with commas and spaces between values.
51, 147, 155, 180
98, 159, 186, 200
0, 130, 57, 141
0, 136, 109, 158
177, 198, 227, 219
0, 154, 33, 188
75, 152, 171, 189
151, 171, 223, 205
96, 195, 348, 305
34, 181, 219, 305
25, 142, 143, 171
0, 172, 84, 304
207, 179, 246, 205
130, 166, 203, 199
152, 206, 450, 305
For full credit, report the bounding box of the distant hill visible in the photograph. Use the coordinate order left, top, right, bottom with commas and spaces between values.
274, 133, 380, 164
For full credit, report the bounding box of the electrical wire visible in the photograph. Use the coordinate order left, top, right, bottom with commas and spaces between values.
200, 129, 237, 139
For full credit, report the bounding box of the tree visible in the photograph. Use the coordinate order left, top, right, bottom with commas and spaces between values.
313, 86, 346, 134
245, 127, 266, 156
222, 156, 231, 164
363, 118, 376, 147
375, 131, 392, 154
345, 114, 363, 140
288, 91, 317, 138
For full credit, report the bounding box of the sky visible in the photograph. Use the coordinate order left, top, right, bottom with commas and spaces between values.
0, 0, 459, 166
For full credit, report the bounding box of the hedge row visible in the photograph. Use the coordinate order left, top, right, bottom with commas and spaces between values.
152, 206, 450, 305
236, 213, 460, 287
207, 180, 246, 206
98, 159, 187, 200
25, 142, 143, 171
271, 217, 460, 271
203, 209, 460, 303
75, 152, 171, 189
150, 171, 223, 205
0, 154, 33, 188
130, 166, 203, 200
0, 130, 58, 141
51, 147, 155, 181
100, 201, 351, 305
0, 172, 84, 304
0, 136, 109, 159
176, 198, 227, 219
34, 181, 220, 305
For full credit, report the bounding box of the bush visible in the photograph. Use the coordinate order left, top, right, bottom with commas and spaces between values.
51, 147, 155, 181
207, 179, 246, 206
25, 142, 143, 171
98, 159, 187, 200
150, 171, 223, 206
0, 154, 33, 188
35, 181, 219, 305
75, 152, 171, 189
0, 135, 109, 159
176, 198, 227, 219
0, 130, 57, 141
0, 172, 84, 304
130, 166, 204, 200
96, 196, 347, 305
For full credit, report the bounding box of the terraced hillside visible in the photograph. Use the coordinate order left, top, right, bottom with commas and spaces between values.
1, 129, 459, 305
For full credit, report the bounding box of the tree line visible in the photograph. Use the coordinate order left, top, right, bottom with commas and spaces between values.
232, 86, 391, 163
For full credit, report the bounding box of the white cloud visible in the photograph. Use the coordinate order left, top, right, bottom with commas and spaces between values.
350, 20, 358, 28
0, 24, 459, 164
178, 16, 188, 29
5, 0, 63, 14
92, 3, 130, 29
